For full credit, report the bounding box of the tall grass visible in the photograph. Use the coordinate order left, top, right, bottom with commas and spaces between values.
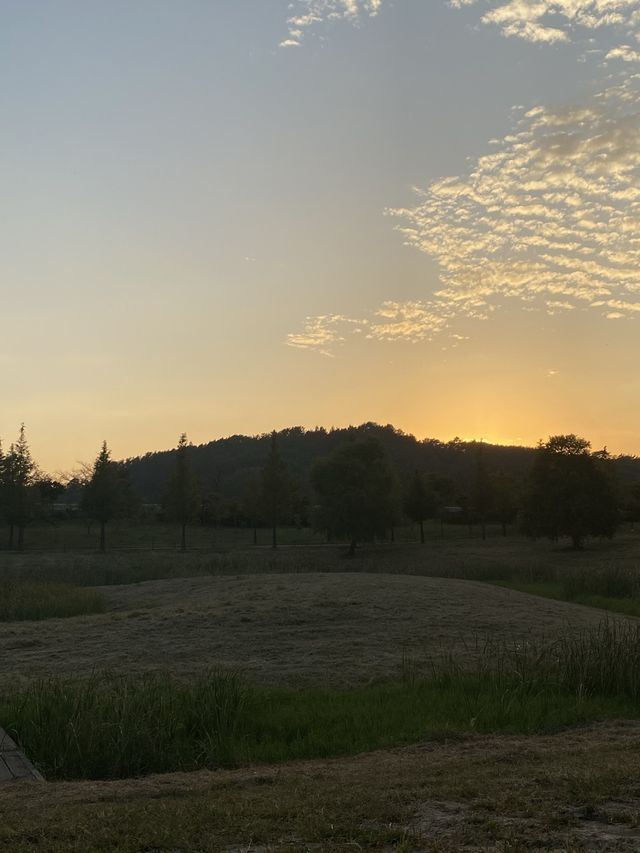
0, 580, 105, 621
4, 620, 640, 781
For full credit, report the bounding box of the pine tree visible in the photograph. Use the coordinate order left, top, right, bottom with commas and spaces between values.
163, 434, 200, 551
4, 425, 38, 550
260, 432, 290, 549
83, 441, 121, 552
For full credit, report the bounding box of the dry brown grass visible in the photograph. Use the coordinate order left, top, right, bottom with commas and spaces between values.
4, 721, 640, 850
0, 572, 616, 688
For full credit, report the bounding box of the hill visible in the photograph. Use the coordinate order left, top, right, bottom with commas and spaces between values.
121, 422, 640, 507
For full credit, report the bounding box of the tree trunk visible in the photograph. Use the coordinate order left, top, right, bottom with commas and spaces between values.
420, 519, 425, 545
347, 539, 357, 557
481, 521, 486, 541
272, 525, 277, 550
502, 521, 507, 537
17, 525, 24, 552
181, 522, 187, 552
100, 521, 106, 553
253, 526, 257, 546
571, 533, 583, 550
7, 524, 14, 550
390, 526, 395, 544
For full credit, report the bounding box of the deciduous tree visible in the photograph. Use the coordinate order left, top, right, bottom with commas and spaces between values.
403, 470, 437, 544
312, 438, 398, 556
522, 434, 618, 550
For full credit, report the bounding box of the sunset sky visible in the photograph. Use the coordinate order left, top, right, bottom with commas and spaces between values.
2, 0, 640, 472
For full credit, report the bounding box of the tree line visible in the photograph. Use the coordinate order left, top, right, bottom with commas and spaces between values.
0, 423, 636, 552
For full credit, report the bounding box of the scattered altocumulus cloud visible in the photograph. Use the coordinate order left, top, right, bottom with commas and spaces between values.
288, 79, 640, 354
280, 0, 382, 46
282, 0, 640, 58
451, 0, 640, 49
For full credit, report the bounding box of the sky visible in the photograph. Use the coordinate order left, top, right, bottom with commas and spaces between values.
2, 0, 640, 472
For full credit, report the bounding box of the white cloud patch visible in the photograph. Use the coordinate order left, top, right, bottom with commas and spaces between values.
281, 0, 383, 46
282, 1, 640, 60
287, 314, 367, 356
450, 0, 640, 53
390, 79, 640, 324
288, 80, 640, 354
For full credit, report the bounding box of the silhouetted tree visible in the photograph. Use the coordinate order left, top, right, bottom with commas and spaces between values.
470, 444, 491, 540
312, 438, 399, 556
260, 432, 291, 549
489, 472, 520, 536
242, 476, 264, 545
404, 470, 437, 544
163, 434, 200, 551
522, 435, 619, 550
3, 425, 38, 550
82, 441, 121, 552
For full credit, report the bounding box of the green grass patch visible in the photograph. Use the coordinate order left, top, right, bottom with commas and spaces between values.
5, 620, 640, 781
495, 580, 640, 618
0, 580, 106, 621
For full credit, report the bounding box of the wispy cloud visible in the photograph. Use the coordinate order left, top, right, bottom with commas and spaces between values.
282, 1, 640, 59
289, 79, 640, 354
280, 0, 383, 46
451, 0, 640, 51
390, 78, 640, 320
287, 314, 368, 356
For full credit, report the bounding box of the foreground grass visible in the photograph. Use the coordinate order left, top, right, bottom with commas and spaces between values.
0, 580, 105, 621
3, 723, 640, 851
4, 620, 640, 782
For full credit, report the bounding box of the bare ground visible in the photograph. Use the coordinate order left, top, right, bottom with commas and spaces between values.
4, 721, 640, 850
0, 572, 618, 687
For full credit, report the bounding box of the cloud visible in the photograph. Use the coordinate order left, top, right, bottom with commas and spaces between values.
280, 0, 383, 46
282, 1, 640, 60
286, 314, 367, 356
450, 0, 640, 53
389, 78, 640, 323
289, 79, 640, 354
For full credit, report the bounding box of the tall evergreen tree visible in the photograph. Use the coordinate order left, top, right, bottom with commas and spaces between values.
260, 432, 290, 549
82, 441, 121, 552
163, 434, 200, 551
4, 425, 38, 550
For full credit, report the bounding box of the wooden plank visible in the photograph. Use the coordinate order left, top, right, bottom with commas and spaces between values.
0, 726, 44, 782
0, 729, 17, 751
3, 751, 43, 781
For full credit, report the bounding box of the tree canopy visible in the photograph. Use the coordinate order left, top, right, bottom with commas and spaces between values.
312, 438, 398, 554
82, 441, 123, 551
163, 434, 200, 550
403, 471, 437, 543
522, 434, 619, 549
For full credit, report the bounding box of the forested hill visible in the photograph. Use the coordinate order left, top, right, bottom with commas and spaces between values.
122, 423, 640, 504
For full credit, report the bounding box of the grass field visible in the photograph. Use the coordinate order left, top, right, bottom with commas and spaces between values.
3, 531, 640, 849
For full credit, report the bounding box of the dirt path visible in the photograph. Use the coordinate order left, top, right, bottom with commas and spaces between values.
0, 572, 617, 687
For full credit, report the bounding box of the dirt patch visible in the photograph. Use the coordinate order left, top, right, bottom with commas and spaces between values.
0, 572, 618, 688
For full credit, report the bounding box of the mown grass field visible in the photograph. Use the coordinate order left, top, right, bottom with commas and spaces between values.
3, 529, 640, 849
